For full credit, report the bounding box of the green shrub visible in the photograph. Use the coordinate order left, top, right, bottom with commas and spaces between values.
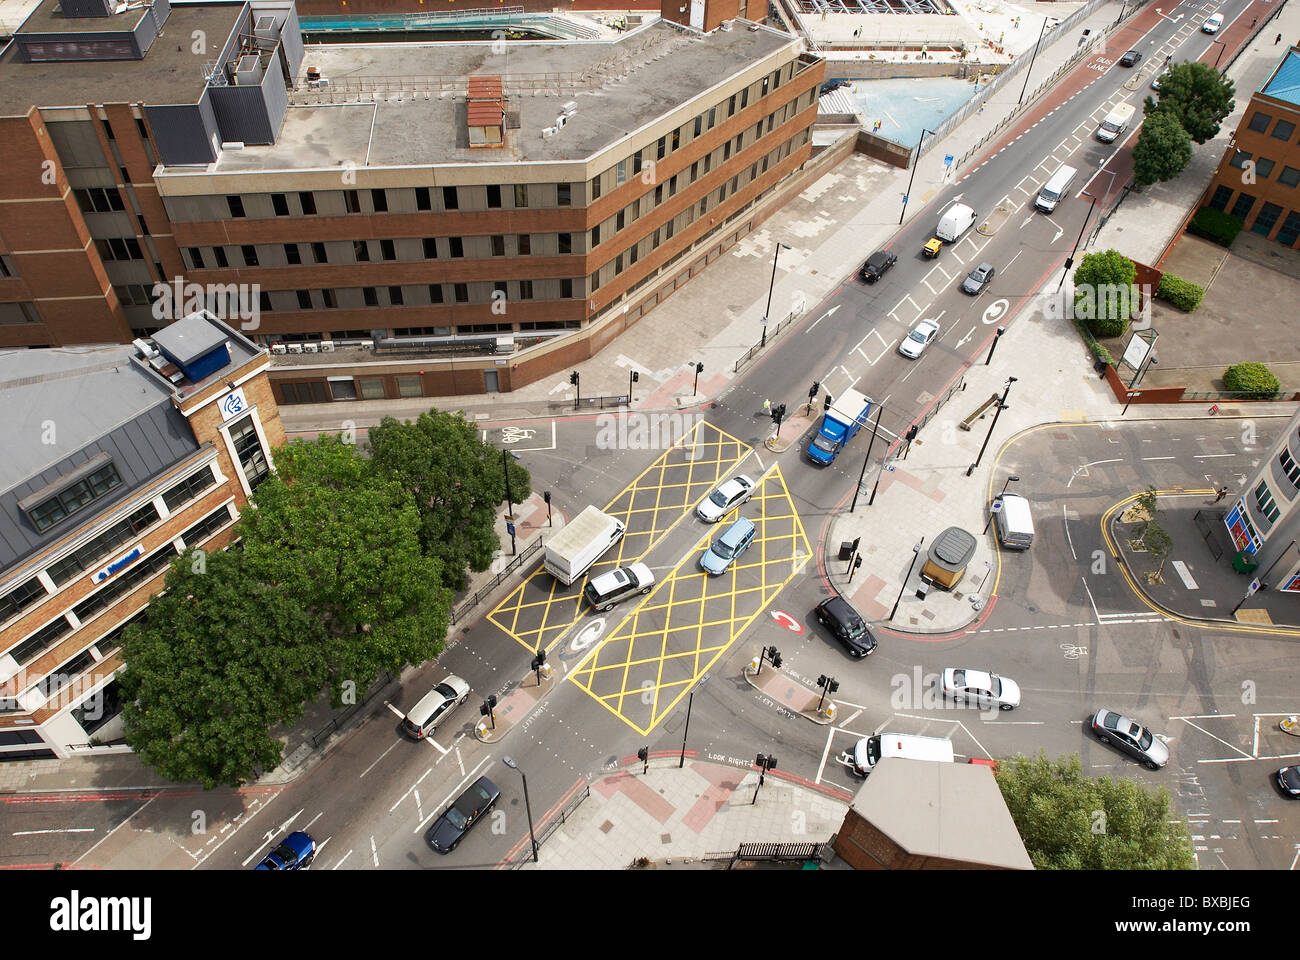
1156, 272, 1204, 311
1223, 361, 1280, 399
1090, 341, 1113, 366
1188, 206, 1243, 247
1086, 314, 1129, 339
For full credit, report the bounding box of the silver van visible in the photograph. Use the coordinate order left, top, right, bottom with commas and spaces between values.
1035, 164, 1077, 213
993, 493, 1035, 549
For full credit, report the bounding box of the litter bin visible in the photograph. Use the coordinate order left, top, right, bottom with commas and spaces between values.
1231, 549, 1259, 575
838, 541, 855, 561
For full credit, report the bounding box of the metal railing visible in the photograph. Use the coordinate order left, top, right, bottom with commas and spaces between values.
450, 536, 543, 624
911, 374, 967, 435
733, 309, 804, 373
547, 393, 632, 412
703, 841, 827, 866
309, 671, 396, 748
504, 782, 591, 868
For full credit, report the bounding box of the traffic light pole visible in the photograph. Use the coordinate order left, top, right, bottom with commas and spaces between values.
850, 402, 884, 513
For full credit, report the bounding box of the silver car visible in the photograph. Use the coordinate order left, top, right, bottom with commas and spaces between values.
1090, 708, 1169, 769
697, 474, 755, 522
961, 262, 995, 294
940, 668, 1020, 710
898, 319, 940, 358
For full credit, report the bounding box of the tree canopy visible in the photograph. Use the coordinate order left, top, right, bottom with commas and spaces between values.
1132, 110, 1195, 188
1146, 61, 1235, 144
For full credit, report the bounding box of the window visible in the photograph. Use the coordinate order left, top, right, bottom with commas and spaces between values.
299, 191, 316, 215
615, 254, 624, 275
558, 183, 572, 206
559, 232, 572, 254
518, 234, 531, 255
135, 116, 148, 140
297, 290, 312, 309
514, 184, 529, 208
670, 174, 678, 196
454, 283, 468, 303
494, 280, 508, 299
71, 543, 177, 623
658, 134, 667, 158
285, 243, 301, 265
321, 289, 337, 308
1280, 167, 1300, 188
443, 186, 458, 210
114, 284, 154, 307
560, 278, 573, 298
11, 617, 72, 665
519, 279, 533, 300
1230, 193, 1255, 220
358, 379, 386, 401
633, 153, 643, 175
741, 88, 749, 109
1280, 447, 1300, 491
449, 237, 464, 258
672, 129, 680, 150
1, 577, 46, 624
280, 381, 328, 404
388, 286, 404, 305
665, 219, 674, 239
1256, 157, 1277, 179
1273, 119, 1296, 141
1209, 184, 1233, 210
591, 224, 601, 247
1230, 150, 1253, 169
241, 245, 259, 267
380, 239, 396, 261
724, 141, 731, 161
364, 287, 379, 306
616, 211, 625, 231
397, 375, 423, 398
313, 242, 328, 264
617, 160, 628, 185
259, 291, 272, 313
655, 184, 663, 205
429, 284, 444, 304
75, 187, 125, 213
1277, 211, 1300, 247
694, 116, 702, 137
1248, 112, 1273, 133
371, 189, 388, 212
1253, 201, 1282, 236
227, 415, 269, 490
762, 76, 769, 96
0, 255, 14, 278
47, 503, 160, 587
416, 186, 431, 210
423, 238, 438, 258
345, 190, 361, 214
272, 193, 289, 216
487, 184, 502, 208
708, 107, 716, 129
772, 67, 781, 89
1255, 481, 1280, 523
491, 235, 505, 256
691, 161, 699, 182
180, 506, 232, 547
629, 245, 638, 265
227, 196, 245, 218
213, 247, 228, 269
728, 95, 736, 117
26, 461, 123, 532
96, 238, 142, 262
592, 175, 602, 200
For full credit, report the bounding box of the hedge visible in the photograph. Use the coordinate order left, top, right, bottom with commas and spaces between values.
1223, 362, 1280, 399
1188, 206, 1243, 247
1156, 272, 1204, 311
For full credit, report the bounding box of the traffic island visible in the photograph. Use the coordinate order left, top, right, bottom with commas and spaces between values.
472, 666, 556, 744
742, 656, 837, 726
765, 412, 814, 453
977, 202, 1012, 236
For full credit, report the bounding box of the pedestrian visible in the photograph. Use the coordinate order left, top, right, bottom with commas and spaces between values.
763, 398, 772, 415
1251, 17, 1257, 28
822, 9, 827, 21
978, 102, 984, 114
978, 21, 983, 32
921, 44, 928, 60
1015, 16, 1020, 28
999, 31, 1004, 44
1165, 54, 1171, 66
1214, 486, 1229, 503
1277, 33, 1283, 44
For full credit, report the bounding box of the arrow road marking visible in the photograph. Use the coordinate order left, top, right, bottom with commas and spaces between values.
955, 326, 976, 348
807, 304, 840, 332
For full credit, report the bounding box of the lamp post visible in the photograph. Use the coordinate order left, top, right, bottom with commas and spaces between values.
899, 128, 935, 225
1058, 194, 1098, 291
1018, 16, 1052, 106
762, 242, 791, 348
851, 401, 885, 512
984, 326, 1005, 365
967, 377, 1017, 476
983, 475, 1020, 534
889, 538, 925, 621
1212, 39, 1226, 72
692, 361, 704, 396
679, 672, 710, 768
628, 369, 638, 404
502, 447, 516, 555
501, 755, 538, 863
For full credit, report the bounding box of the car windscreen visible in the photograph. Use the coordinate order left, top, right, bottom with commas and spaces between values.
711, 539, 736, 559
908, 329, 927, 343
709, 487, 733, 506
434, 683, 458, 700
1040, 188, 1059, 202
812, 434, 839, 453
989, 676, 1002, 696
1137, 728, 1154, 750
444, 807, 469, 829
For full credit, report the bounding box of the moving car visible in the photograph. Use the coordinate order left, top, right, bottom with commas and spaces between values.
1118, 49, 1142, 67
697, 474, 756, 522
584, 563, 655, 611
961, 262, 996, 295
814, 595, 878, 658
1278, 765, 1300, 798
940, 668, 1020, 710
1202, 13, 1223, 33
426, 776, 500, 852
899, 319, 940, 358
1089, 708, 1169, 768
700, 517, 756, 575
860, 249, 897, 283
1151, 69, 1168, 91
401, 675, 471, 739
922, 237, 943, 259
255, 831, 315, 870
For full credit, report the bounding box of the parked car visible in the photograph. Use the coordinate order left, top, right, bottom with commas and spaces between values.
940, 668, 1020, 710
426, 776, 501, 853
1202, 13, 1223, 33
584, 563, 654, 611
961, 262, 996, 295
1277, 765, 1300, 798
1089, 708, 1169, 768
700, 517, 756, 575
1151, 69, 1168, 90
899, 319, 940, 358
1119, 49, 1142, 66
814, 595, 878, 658
860, 250, 898, 283
697, 474, 756, 522
255, 831, 315, 870
401, 675, 471, 740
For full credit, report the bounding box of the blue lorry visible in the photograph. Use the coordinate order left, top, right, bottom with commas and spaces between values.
807, 388, 873, 465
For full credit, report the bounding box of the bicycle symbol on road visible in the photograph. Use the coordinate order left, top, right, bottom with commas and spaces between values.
1060, 643, 1089, 660
500, 426, 536, 444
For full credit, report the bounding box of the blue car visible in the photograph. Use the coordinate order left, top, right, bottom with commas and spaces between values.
255, 831, 316, 870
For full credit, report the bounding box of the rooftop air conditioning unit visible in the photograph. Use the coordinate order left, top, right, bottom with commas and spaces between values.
748, 23, 760, 31
542, 126, 557, 138
222, 141, 245, 150
555, 113, 567, 128
286, 343, 303, 353
319, 340, 335, 352
561, 101, 577, 117
132, 337, 158, 359
234, 54, 264, 86
302, 342, 319, 353
270, 343, 287, 354
720, 20, 732, 31
495, 336, 515, 354
359, 339, 375, 350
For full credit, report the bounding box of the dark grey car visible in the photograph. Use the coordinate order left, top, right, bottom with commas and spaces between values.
860, 250, 897, 283
1090, 708, 1168, 769
961, 262, 995, 294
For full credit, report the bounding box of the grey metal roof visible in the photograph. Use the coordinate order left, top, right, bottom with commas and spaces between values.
927, 526, 976, 571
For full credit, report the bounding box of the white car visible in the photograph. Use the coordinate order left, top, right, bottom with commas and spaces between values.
899, 319, 940, 358
697, 474, 756, 522
940, 667, 1021, 710
1202, 13, 1223, 33
1151, 69, 1168, 91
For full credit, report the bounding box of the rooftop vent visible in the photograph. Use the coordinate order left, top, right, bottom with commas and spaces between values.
467, 75, 505, 149
234, 54, 264, 86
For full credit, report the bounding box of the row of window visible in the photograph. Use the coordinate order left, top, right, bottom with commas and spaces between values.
186, 232, 567, 270
27, 462, 123, 533
1245, 110, 1299, 143
1207, 186, 1300, 246
1228, 149, 1300, 188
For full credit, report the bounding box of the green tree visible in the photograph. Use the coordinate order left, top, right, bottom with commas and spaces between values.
243, 435, 452, 703
1073, 249, 1138, 338
120, 548, 327, 789
1147, 61, 1234, 144
369, 409, 532, 590
1132, 110, 1194, 187
996, 753, 1194, 869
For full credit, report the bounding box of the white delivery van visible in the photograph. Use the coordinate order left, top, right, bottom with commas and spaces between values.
851, 732, 955, 775
1035, 164, 1077, 213
993, 492, 1035, 549
1095, 103, 1135, 143
543, 505, 625, 585
935, 203, 978, 242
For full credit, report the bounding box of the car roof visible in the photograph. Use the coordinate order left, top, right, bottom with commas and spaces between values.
958, 669, 992, 686
821, 595, 860, 622
455, 776, 499, 811
588, 567, 630, 592
867, 251, 890, 263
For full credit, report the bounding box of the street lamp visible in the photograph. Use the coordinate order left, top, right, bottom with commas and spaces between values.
983, 475, 1020, 534
966, 377, 1017, 476
899, 128, 935, 225
1018, 16, 1053, 106
1211, 39, 1226, 72
502, 447, 516, 555
679, 672, 710, 768
762, 242, 791, 348
692, 361, 704, 396
851, 401, 885, 512
984, 326, 1005, 365
1058, 193, 1098, 291
890, 538, 925, 620
628, 369, 638, 404
501, 755, 538, 863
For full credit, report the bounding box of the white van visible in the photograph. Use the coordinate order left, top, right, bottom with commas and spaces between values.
1095, 102, 1135, 143
935, 203, 978, 242
993, 492, 1035, 549
852, 732, 955, 775
1035, 164, 1077, 213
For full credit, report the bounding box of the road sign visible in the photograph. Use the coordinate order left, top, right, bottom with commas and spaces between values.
1247, 578, 1260, 596
506, 521, 516, 537
990, 499, 1004, 513
944, 154, 953, 167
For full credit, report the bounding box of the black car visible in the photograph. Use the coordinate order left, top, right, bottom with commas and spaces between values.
426, 776, 500, 853
860, 250, 897, 283
814, 596, 877, 658
1119, 49, 1142, 67
1278, 765, 1300, 798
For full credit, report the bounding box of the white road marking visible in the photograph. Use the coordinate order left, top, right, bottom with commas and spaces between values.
371, 835, 379, 867
424, 734, 450, 756
13, 828, 95, 835
1064, 504, 1077, 560
1195, 452, 1234, 458
359, 738, 400, 779
815, 725, 836, 785
1082, 577, 1101, 625
332, 848, 353, 870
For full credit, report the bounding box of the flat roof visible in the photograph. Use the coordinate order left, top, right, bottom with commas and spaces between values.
208, 21, 794, 170
16, 0, 149, 35
0, 4, 244, 115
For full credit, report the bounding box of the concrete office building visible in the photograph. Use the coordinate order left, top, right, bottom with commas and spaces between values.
0, 0, 825, 400
1222, 403, 1300, 593
1204, 47, 1300, 248
0, 312, 283, 760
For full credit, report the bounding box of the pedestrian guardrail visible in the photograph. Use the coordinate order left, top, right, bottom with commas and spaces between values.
502, 781, 591, 868
450, 536, 543, 625
309, 671, 396, 748
733, 309, 803, 374
546, 393, 631, 412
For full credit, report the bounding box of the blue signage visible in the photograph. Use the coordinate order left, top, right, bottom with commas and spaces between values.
94, 545, 142, 582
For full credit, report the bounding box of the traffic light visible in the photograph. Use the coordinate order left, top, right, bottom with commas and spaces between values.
543, 490, 551, 505
771, 403, 786, 427
630, 371, 639, 383
570, 371, 579, 385
695, 362, 704, 374
809, 380, 820, 400
637, 746, 650, 773
824, 393, 833, 411
766, 645, 782, 669
905, 425, 919, 442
